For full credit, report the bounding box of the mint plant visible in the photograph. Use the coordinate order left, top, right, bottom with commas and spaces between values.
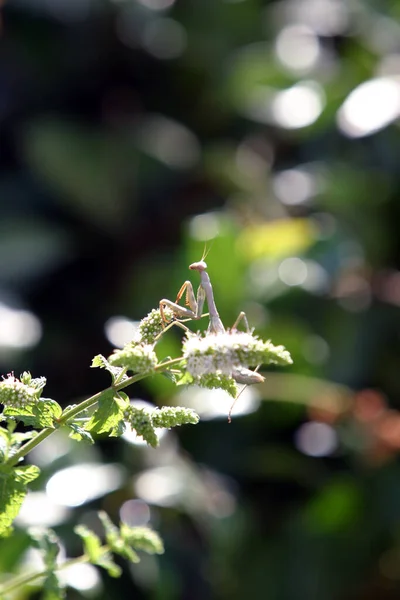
0, 296, 292, 598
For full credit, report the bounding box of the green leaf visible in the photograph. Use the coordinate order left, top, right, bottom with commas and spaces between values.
3, 399, 62, 429
0, 428, 37, 463
74, 525, 103, 562
161, 370, 177, 383
176, 372, 194, 386
120, 524, 164, 555
0, 428, 8, 462
85, 392, 128, 436
42, 572, 65, 600
0, 465, 40, 536
91, 354, 128, 385
74, 524, 122, 577
14, 465, 41, 485
98, 512, 139, 564
96, 554, 122, 578
65, 423, 94, 444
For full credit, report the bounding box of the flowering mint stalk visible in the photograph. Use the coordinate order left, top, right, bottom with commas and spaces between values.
138, 307, 173, 344
108, 343, 158, 374
183, 331, 292, 379
0, 372, 46, 409
124, 404, 199, 447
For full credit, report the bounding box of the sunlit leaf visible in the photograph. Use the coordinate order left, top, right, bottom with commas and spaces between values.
0, 465, 40, 536
85, 392, 128, 436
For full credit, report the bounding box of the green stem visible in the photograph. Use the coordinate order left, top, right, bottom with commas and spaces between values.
5, 357, 184, 468
0, 549, 106, 595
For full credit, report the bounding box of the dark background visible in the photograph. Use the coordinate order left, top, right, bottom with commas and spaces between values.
2, 0, 400, 599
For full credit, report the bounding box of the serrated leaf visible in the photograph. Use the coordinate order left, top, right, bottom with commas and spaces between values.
75, 523, 122, 577
120, 524, 164, 555
96, 554, 122, 578
66, 423, 94, 444
14, 465, 41, 485
85, 392, 128, 436
91, 354, 128, 385
3, 399, 62, 429
98, 511, 119, 546
0, 465, 40, 536
74, 525, 103, 562
98, 512, 139, 564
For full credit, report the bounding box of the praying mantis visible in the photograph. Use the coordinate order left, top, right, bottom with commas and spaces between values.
159, 258, 264, 387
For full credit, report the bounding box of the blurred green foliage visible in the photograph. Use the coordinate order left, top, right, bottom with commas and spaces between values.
2, 0, 400, 598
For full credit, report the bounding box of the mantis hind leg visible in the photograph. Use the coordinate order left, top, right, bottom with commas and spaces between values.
231, 311, 251, 332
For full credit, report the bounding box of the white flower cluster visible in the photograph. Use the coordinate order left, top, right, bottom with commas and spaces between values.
0, 374, 38, 408
183, 331, 292, 379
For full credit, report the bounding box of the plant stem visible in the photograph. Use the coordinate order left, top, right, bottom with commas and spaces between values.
0, 549, 105, 595
5, 356, 184, 468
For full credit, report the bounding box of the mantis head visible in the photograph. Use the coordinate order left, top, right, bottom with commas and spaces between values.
189, 261, 207, 271
189, 244, 212, 272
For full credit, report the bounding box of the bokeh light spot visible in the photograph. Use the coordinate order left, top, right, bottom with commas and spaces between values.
0, 303, 42, 349
135, 466, 184, 506
16, 492, 70, 527
295, 421, 338, 457
337, 77, 400, 138
275, 25, 320, 72
273, 168, 319, 205
278, 257, 308, 286
175, 385, 260, 420
189, 212, 220, 241
60, 563, 102, 594
142, 18, 187, 60
282, 0, 349, 36
302, 334, 330, 365
46, 464, 124, 507
120, 499, 151, 526
135, 115, 200, 169
105, 316, 140, 348
271, 81, 324, 128
137, 0, 175, 9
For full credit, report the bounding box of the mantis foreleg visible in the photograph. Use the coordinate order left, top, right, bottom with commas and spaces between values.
159, 281, 207, 326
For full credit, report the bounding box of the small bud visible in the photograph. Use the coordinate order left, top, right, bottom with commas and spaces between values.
138, 308, 173, 344
108, 344, 157, 374
0, 374, 39, 408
